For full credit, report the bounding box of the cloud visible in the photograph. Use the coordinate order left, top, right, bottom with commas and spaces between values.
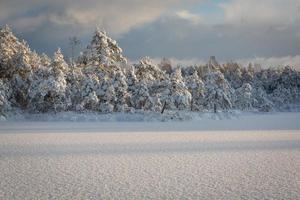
175, 10, 202, 25
11, 15, 48, 32
0, 0, 199, 55
220, 0, 300, 26
1, 0, 299, 63
119, 13, 300, 60
1, 0, 198, 38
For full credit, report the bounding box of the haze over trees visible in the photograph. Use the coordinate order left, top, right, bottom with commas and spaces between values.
1, 25, 300, 118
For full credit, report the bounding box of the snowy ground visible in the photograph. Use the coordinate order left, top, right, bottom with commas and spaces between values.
0, 112, 300, 199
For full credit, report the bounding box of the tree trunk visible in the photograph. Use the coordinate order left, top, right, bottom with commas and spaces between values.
161, 101, 167, 114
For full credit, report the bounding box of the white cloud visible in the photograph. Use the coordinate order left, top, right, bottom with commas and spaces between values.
220, 0, 300, 26
176, 10, 202, 24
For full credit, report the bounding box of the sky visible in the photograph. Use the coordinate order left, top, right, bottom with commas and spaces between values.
1, 0, 300, 67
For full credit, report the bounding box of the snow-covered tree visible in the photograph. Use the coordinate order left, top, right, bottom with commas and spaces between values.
131, 80, 151, 110
159, 57, 172, 74
52, 48, 68, 75
126, 66, 138, 89
222, 62, 243, 89
0, 25, 21, 78
0, 26, 39, 78
40, 53, 51, 67
112, 70, 129, 112
28, 49, 70, 112
185, 71, 205, 111
126, 66, 137, 107
134, 57, 166, 83
234, 83, 254, 110
99, 82, 115, 113
81, 28, 127, 65
252, 86, 273, 112
0, 79, 12, 118
268, 66, 300, 108
74, 73, 100, 111
203, 71, 233, 111
0, 25, 43, 109
82, 91, 99, 110
1, 25, 300, 115
169, 68, 191, 110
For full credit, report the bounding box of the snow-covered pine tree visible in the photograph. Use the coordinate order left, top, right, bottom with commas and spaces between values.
112, 70, 129, 112
131, 80, 151, 110
75, 73, 100, 111
270, 84, 293, 108
52, 48, 68, 76
133, 57, 169, 111
0, 79, 12, 119
40, 53, 51, 67
222, 62, 243, 89
0, 26, 40, 109
81, 28, 127, 66
99, 79, 115, 113
203, 71, 233, 112
0, 25, 22, 78
66, 67, 85, 110
169, 68, 191, 110
185, 71, 205, 111
241, 63, 254, 84
1, 25, 300, 115
234, 83, 254, 110
269, 66, 300, 109
127, 66, 138, 90
159, 57, 172, 74
252, 86, 273, 112
82, 91, 99, 110
134, 57, 166, 83
29, 49, 70, 112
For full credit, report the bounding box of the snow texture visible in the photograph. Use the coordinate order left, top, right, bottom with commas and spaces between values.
0, 112, 300, 199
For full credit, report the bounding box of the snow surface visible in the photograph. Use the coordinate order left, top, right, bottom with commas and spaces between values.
0, 112, 300, 199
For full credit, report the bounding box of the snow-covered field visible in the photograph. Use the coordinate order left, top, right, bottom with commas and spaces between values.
0, 112, 300, 199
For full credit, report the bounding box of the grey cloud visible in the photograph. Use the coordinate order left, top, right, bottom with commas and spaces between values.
221, 0, 300, 26
1, 0, 194, 37
1, 0, 299, 64
119, 14, 300, 62
0, 0, 200, 55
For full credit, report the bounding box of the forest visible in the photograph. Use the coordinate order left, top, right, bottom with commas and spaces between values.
1, 25, 300, 119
